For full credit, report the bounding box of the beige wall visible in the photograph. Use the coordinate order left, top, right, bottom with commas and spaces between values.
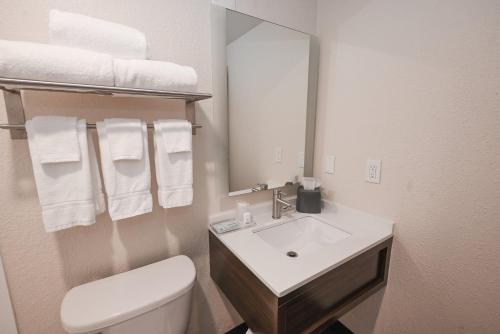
214, 0, 317, 34
0, 1, 318, 333
314, 0, 500, 333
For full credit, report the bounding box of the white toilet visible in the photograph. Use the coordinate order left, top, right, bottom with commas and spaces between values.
60, 255, 196, 334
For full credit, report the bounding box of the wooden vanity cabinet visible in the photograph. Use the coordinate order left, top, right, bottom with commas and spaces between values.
209, 231, 392, 334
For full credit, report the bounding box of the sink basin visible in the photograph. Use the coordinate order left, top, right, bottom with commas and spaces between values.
254, 216, 351, 257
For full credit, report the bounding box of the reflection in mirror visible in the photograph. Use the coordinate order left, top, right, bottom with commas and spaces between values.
211, 6, 318, 196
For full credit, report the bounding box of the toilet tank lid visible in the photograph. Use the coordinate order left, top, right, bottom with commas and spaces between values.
60, 255, 196, 334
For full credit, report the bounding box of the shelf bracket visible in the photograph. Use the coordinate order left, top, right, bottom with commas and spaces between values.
185, 101, 197, 135
2, 90, 26, 139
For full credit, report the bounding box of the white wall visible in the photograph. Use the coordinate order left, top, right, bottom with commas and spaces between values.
227, 22, 310, 191
213, 0, 317, 34
314, 0, 500, 333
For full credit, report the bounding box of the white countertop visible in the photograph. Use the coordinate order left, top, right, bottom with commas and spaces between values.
209, 201, 394, 297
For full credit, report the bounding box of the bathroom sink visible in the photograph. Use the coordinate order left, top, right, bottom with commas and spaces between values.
254, 216, 351, 257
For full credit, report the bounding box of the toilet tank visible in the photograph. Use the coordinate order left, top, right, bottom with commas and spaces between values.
60, 255, 196, 334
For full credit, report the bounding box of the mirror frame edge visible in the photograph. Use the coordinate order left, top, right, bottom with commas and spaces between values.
304, 35, 320, 178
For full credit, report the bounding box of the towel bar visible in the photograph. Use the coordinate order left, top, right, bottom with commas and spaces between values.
0, 123, 202, 130
0, 77, 212, 139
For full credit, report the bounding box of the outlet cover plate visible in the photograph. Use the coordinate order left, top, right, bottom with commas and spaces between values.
366, 159, 381, 183
275, 147, 283, 163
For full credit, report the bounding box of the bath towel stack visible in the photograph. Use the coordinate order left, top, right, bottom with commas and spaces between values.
0, 40, 114, 86
49, 9, 148, 60
0, 10, 198, 91
10, 11, 199, 231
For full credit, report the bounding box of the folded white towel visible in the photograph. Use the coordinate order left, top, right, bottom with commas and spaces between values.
0, 39, 114, 86
29, 116, 80, 164
0, 40, 114, 86
97, 121, 152, 221
103, 118, 143, 161
26, 118, 106, 232
114, 59, 198, 92
49, 9, 148, 60
154, 120, 193, 208
157, 119, 193, 154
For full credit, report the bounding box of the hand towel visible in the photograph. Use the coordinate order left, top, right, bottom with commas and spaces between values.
26, 118, 106, 232
49, 9, 148, 60
114, 59, 198, 92
0, 39, 114, 86
97, 121, 152, 221
153, 120, 193, 208
103, 118, 143, 161
29, 116, 80, 164
158, 119, 193, 154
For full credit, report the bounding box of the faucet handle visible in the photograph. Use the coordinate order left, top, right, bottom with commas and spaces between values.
279, 191, 287, 197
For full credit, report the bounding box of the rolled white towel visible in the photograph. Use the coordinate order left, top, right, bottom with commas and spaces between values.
114, 59, 198, 92
50, 9, 148, 60
0, 39, 114, 86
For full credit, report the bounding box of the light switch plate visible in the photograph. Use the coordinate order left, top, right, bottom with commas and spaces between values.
275, 147, 283, 163
366, 159, 381, 183
298, 152, 305, 168
325, 155, 335, 174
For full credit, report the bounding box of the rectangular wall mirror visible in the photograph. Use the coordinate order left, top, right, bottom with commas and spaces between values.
211, 5, 319, 196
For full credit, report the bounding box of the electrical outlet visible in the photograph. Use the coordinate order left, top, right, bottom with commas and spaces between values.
366, 159, 381, 183
325, 155, 335, 174
275, 147, 283, 163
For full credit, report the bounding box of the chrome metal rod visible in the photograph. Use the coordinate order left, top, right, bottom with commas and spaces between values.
0, 123, 202, 130
0, 77, 212, 102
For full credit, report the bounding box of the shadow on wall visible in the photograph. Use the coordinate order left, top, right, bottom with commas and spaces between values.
340, 286, 385, 333
186, 101, 242, 333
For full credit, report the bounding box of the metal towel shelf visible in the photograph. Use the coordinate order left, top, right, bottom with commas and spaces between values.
0, 77, 212, 139
0, 123, 203, 130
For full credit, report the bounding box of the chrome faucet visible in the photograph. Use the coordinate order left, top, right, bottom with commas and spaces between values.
272, 189, 292, 219
251, 183, 268, 192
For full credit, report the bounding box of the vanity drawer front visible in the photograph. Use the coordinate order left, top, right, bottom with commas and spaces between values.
278, 240, 392, 334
